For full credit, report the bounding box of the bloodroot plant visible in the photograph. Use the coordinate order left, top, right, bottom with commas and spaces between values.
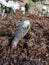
12, 20, 30, 48
0, 0, 20, 19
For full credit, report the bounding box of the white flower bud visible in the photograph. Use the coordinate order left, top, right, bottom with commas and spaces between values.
12, 20, 30, 47
42, 5, 47, 11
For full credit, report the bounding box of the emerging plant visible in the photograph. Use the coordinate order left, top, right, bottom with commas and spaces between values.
12, 20, 30, 47
0, 0, 20, 18
25, 3, 30, 12
25, 0, 33, 12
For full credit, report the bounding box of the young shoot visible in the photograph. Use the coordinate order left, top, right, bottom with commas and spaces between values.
25, 3, 29, 12
12, 20, 30, 47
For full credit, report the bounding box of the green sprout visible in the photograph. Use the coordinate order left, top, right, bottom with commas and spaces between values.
12, 20, 30, 47
25, 0, 33, 12
25, 3, 30, 12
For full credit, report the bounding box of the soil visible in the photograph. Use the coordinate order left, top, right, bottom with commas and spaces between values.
0, 10, 49, 65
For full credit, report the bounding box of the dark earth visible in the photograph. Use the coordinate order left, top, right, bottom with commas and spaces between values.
0, 10, 49, 65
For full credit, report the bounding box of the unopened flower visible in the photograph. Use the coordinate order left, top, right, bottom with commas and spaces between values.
12, 20, 30, 47
42, 5, 47, 11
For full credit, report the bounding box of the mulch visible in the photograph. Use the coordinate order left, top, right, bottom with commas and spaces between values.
0, 10, 49, 65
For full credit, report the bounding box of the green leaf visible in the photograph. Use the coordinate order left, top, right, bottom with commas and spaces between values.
23, 25, 29, 30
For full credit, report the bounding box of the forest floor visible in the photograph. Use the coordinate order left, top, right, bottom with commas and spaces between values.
0, 10, 49, 65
